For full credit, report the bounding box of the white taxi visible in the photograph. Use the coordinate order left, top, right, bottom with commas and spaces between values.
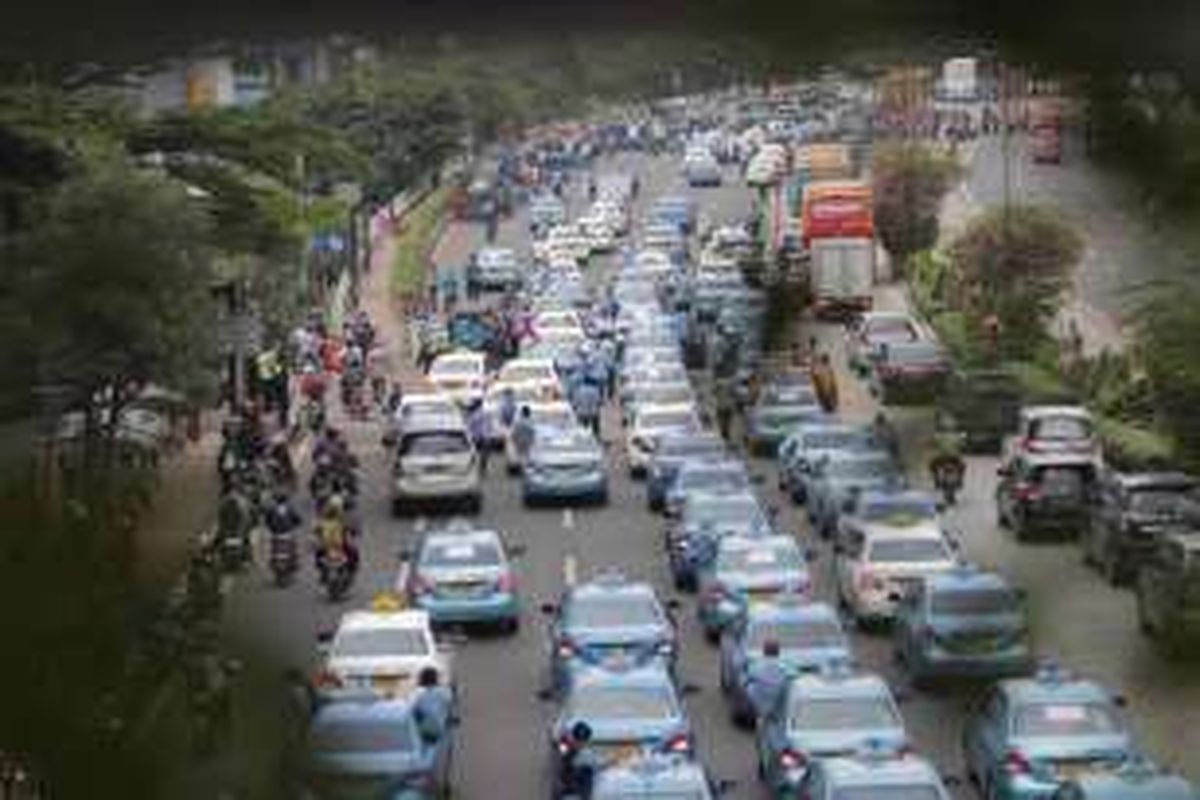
314, 596, 453, 702
427, 350, 487, 407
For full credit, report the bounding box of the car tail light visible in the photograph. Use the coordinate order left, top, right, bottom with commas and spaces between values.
313, 669, 343, 690
1015, 482, 1041, 502
664, 735, 691, 754
779, 749, 807, 771
557, 735, 576, 756
556, 640, 576, 659
1004, 749, 1034, 776
496, 573, 516, 593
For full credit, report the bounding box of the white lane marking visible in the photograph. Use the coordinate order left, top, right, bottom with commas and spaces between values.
561, 509, 575, 530
563, 554, 578, 587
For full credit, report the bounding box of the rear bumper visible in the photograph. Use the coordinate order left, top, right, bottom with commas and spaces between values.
415, 593, 520, 624
913, 642, 1035, 678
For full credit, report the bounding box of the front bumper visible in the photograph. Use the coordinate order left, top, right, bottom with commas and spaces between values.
523, 470, 608, 502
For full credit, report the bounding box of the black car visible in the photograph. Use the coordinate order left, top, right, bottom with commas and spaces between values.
1084, 471, 1198, 585
996, 453, 1098, 541
936, 367, 1022, 453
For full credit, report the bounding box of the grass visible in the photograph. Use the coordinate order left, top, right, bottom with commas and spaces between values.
390, 186, 450, 298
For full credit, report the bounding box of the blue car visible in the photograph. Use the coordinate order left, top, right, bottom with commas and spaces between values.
666, 491, 775, 592
756, 667, 909, 798
592, 754, 729, 799
542, 572, 678, 693
663, 458, 754, 518
302, 698, 454, 799
522, 427, 609, 506
807, 451, 906, 538
550, 665, 695, 799
697, 535, 813, 641
962, 665, 1139, 800
719, 599, 852, 725
1056, 757, 1199, 800
404, 525, 522, 632
745, 387, 828, 457
894, 567, 1035, 685
646, 431, 728, 511
792, 745, 955, 799
777, 422, 878, 504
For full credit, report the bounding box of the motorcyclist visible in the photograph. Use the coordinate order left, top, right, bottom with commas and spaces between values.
313, 494, 358, 582
871, 412, 902, 465
266, 435, 296, 491
929, 419, 967, 504
560, 721, 603, 798
744, 639, 790, 719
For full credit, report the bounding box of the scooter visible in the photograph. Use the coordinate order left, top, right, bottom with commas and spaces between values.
219, 527, 251, 572
321, 547, 355, 602
932, 457, 966, 506
269, 531, 299, 587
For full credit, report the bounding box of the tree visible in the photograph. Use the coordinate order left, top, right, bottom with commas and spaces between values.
947, 205, 1083, 357
1132, 283, 1200, 465
872, 141, 961, 274
4, 162, 215, 448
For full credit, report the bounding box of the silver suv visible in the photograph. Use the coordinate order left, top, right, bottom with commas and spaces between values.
392, 414, 482, 515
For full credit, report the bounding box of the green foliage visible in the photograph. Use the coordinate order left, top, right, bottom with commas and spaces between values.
391, 187, 449, 297
1132, 283, 1200, 464
872, 142, 961, 272
948, 205, 1083, 358
1096, 414, 1177, 471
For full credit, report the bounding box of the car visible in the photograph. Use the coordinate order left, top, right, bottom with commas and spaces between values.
522, 427, 609, 506
698, 535, 813, 640
719, 600, 853, 725
745, 385, 827, 456
894, 567, 1035, 685
962, 665, 1138, 800
624, 382, 697, 427
646, 432, 728, 511
301, 696, 455, 798
778, 422, 879, 504
426, 350, 487, 407
541, 572, 678, 693
494, 357, 562, 397
868, 339, 950, 405
314, 599, 450, 703
846, 311, 924, 373
808, 451, 906, 539
663, 459, 754, 518
667, 491, 776, 591
755, 666, 909, 795
504, 400, 580, 474
392, 415, 483, 515
534, 309, 585, 337
936, 367, 1023, 453
650, 196, 697, 235
835, 489, 943, 544
996, 452, 1099, 541
834, 520, 961, 627
625, 403, 703, 478
403, 523, 522, 632
1135, 528, 1200, 655
530, 196, 567, 231
389, 391, 462, 442
1053, 757, 1199, 800
468, 246, 522, 291
1004, 406, 1100, 463
793, 745, 955, 800
550, 665, 694, 799
1084, 471, 1198, 585
591, 754, 728, 799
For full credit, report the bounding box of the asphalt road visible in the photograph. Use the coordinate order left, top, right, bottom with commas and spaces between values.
214, 150, 1200, 800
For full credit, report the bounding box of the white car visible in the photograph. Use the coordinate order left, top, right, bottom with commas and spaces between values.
495, 357, 561, 394
391, 390, 461, 437
533, 309, 583, 337
482, 381, 545, 446
505, 400, 580, 473
633, 250, 675, 279
834, 524, 961, 625
625, 403, 702, 477
427, 351, 487, 406
1003, 405, 1100, 462
315, 602, 451, 703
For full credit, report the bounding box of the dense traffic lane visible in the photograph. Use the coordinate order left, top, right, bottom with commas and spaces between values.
214, 150, 1200, 800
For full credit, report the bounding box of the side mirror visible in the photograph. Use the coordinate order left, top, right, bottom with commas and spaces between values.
397, 547, 414, 562
893, 689, 913, 704
941, 774, 964, 788
381, 430, 398, 448
936, 501, 947, 513
805, 548, 819, 563
715, 778, 738, 796
1014, 588, 1029, 602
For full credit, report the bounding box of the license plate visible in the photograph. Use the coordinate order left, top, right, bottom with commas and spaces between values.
440, 583, 486, 598
747, 590, 776, 604
595, 743, 641, 764
372, 674, 410, 696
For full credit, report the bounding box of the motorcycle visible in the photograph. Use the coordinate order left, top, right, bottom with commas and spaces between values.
219, 527, 252, 572
932, 457, 966, 506
321, 546, 354, 601
268, 531, 299, 587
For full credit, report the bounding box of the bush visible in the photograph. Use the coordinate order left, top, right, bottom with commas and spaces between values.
390, 187, 450, 298
1096, 415, 1177, 471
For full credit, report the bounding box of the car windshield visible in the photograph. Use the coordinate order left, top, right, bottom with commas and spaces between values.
502, 363, 553, 383
310, 717, 418, 755
1014, 702, 1123, 737
859, 499, 938, 523
866, 318, 916, 339
789, 696, 899, 731
834, 787, 942, 800
827, 458, 894, 480
401, 432, 470, 456
886, 343, 942, 365
333, 627, 430, 657
662, 438, 724, 458
421, 540, 503, 568
532, 407, 575, 427
931, 588, 1017, 615
803, 430, 869, 451
688, 497, 765, 527
1031, 415, 1092, 440
567, 595, 663, 628
567, 685, 677, 721
717, 545, 802, 573
535, 433, 597, 456
763, 386, 817, 406
1128, 488, 1191, 515
432, 359, 480, 376
680, 467, 747, 491
746, 618, 845, 650
867, 538, 952, 564
640, 410, 697, 430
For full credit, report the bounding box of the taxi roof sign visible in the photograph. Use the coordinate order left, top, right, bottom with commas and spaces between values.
371, 592, 406, 612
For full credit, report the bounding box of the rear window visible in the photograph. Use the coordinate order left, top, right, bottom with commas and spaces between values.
859, 499, 938, 523
432, 359, 481, 376
866, 318, 917, 339
717, 545, 803, 574
867, 538, 952, 564
567, 596, 663, 628
401, 432, 470, 457
640, 410, 697, 430
789, 696, 899, 731
931, 589, 1017, 616
746, 618, 845, 651
803, 430, 868, 451
310, 717, 418, 755
1036, 467, 1090, 497
567, 685, 677, 721
828, 458, 894, 480
1013, 702, 1122, 737
1031, 416, 1092, 440
332, 627, 430, 658
421, 540, 503, 568
886, 343, 943, 365
834, 788, 941, 800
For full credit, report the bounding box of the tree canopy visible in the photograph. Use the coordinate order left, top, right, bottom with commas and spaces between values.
872, 141, 961, 272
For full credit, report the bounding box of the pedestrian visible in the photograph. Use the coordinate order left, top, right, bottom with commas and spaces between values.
412, 667, 454, 742
467, 400, 490, 474
811, 352, 839, 413
561, 721, 603, 797
573, 379, 603, 439
871, 412, 901, 464
714, 378, 736, 441
744, 639, 790, 720
498, 387, 517, 430
511, 405, 536, 467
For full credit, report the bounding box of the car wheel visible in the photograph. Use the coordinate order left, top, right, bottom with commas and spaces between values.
502, 617, 520, 635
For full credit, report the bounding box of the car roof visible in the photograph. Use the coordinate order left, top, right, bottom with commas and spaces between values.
1022, 405, 1092, 419
570, 662, 677, 689
1113, 471, 1197, 490
857, 489, 938, 507
718, 534, 797, 553
746, 599, 837, 623
925, 568, 1012, 594
423, 528, 502, 548
337, 608, 432, 631
1002, 669, 1115, 705
402, 413, 468, 434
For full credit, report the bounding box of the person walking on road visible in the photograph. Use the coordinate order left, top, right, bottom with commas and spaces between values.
467, 400, 490, 474
412, 667, 454, 742
811, 352, 839, 413
871, 412, 902, 465
573, 379, 603, 439
745, 639, 790, 720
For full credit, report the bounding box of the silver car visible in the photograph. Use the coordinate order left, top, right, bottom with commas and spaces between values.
392, 415, 482, 515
